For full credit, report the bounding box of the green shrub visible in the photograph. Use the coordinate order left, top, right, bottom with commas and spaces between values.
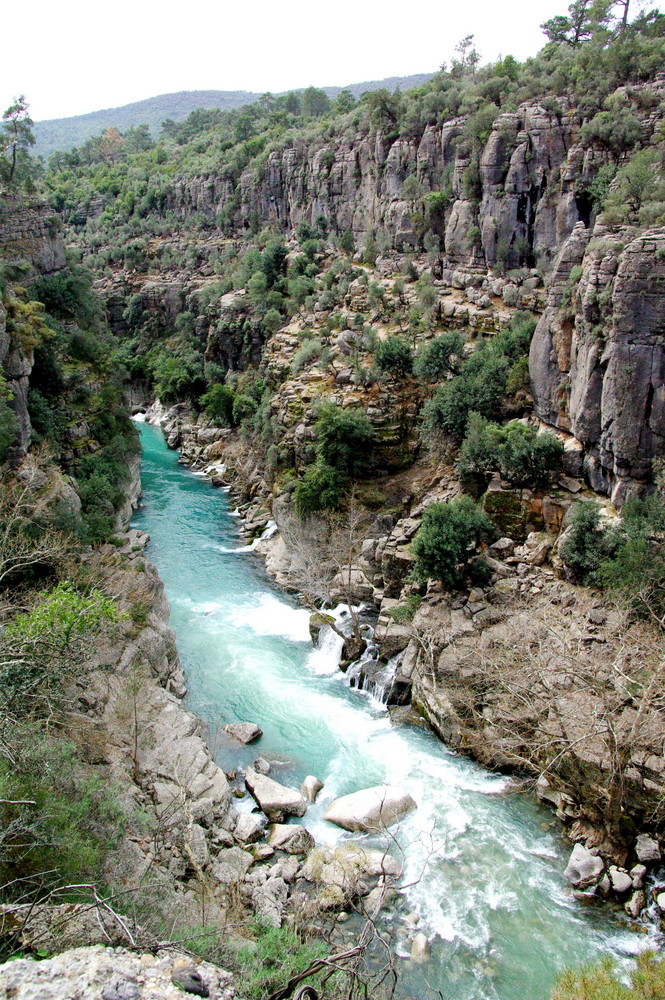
314, 402, 375, 476
596, 493, 665, 617
412, 497, 496, 589
374, 335, 413, 376
232, 394, 258, 425
458, 417, 563, 487
388, 594, 422, 622
559, 501, 604, 580
151, 346, 206, 404
200, 383, 235, 425
421, 312, 537, 442
422, 353, 511, 440
235, 921, 326, 1000
0, 729, 126, 907
291, 338, 322, 374
293, 460, 345, 517
414, 330, 465, 380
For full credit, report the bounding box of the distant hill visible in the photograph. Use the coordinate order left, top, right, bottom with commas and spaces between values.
33, 75, 434, 159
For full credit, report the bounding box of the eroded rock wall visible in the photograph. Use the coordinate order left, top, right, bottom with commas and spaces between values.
165, 102, 593, 269
530, 224, 665, 501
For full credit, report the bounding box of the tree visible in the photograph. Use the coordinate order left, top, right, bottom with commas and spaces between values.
374, 336, 413, 377
412, 497, 495, 589
541, 0, 613, 45
293, 460, 345, 518
314, 403, 375, 476
559, 500, 605, 580
414, 331, 465, 381
0, 96, 35, 185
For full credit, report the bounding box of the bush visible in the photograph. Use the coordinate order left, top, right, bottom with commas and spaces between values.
374, 335, 413, 376
420, 311, 537, 442
412, 497, 496, 589
291, 338, 322, 374
422, 353, 511, 440
414, 330, 465, 380
314, 402, 375, 476
559, 501, 604, 580
235, 922, 326, 1000
596, 493, 665, 618
200, 383, 235, 425
151, 346, 206, 404
232, 394, 258, 425
498, 422, 563, 486
293, 460, 345, 517
0, 728, 125, 905
458, 416, 563, 487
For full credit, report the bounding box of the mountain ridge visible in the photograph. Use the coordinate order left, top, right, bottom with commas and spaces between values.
33, 74, 434, 158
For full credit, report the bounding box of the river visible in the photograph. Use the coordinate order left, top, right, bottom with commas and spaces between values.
132, 421, 644, 1000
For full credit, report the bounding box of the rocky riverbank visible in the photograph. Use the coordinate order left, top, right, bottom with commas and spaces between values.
139, 400, 665, 927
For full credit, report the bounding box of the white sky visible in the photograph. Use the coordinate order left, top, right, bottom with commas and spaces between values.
1, 0, 660, 122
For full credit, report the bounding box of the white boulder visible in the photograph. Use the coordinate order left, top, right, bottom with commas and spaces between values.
244, 767, 306, 822
323, 785, 416, 832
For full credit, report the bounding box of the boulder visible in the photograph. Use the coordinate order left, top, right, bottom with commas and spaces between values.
302, 843, 400, 909
625, 890, 646, 918
608, 866, 632, 894
0, 945, 232, 1000
514, 531, 552, 566
183, 823, 209, 869
252, 876, 288, 928
223, 722, 263, 744
244, 767, 307, 822
329, 566, 374, 603
211, 847, 253, 885
301, 775, 324, 803
635, 833, 661, 864
410, 932, 431, 962
268, 824, 315, 855
323, 785, 416, 832
563, 844, 604, 887
234, 811, 266, 845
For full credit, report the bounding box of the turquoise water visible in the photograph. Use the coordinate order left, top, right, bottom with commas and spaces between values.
133, 421, 643, 1000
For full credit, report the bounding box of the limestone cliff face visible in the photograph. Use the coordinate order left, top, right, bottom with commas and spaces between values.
165, 102, 593, 268
0, 196, 66, 276
0, 197, 67, 460
166, 97, 660, 273
530, 224, 665, 501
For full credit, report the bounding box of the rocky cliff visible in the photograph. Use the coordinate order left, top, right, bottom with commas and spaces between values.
530, 223, 665, 502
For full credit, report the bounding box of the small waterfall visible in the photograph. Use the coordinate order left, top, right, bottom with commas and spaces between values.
348, 649, 404, 708
217, 519, 278, 554
306, 604, 360, 676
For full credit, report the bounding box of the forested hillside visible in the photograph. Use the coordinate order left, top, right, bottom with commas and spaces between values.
32, 75, 434, 158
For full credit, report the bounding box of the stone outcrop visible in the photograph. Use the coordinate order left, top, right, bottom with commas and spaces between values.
0, 945, 234, 1000
530, 225, 665, 501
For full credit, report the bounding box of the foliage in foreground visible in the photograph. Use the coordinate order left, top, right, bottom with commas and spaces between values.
235, 921, 328, 1000
552, 951, 665, 1000
0, 723, 126, 906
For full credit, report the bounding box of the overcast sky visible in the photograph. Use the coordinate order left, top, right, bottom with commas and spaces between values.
1, 0, 660, 122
